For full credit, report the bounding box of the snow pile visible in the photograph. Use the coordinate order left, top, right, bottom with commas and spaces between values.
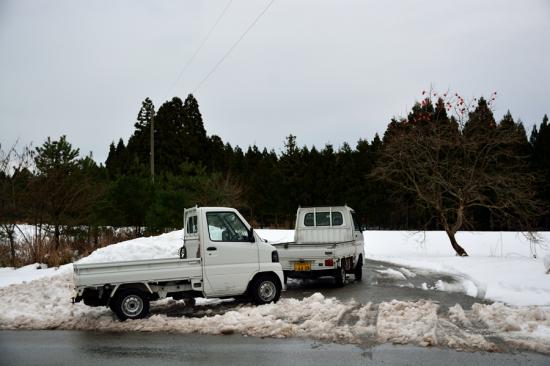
77, 230, 183, 264
0, 273, 373, 342
0, 263, 71, 287
377, 300, 438, 346
3, 271, 550, 353
365, 231, 550, 306
377, 300, 496, 351
471, 302, 550, 354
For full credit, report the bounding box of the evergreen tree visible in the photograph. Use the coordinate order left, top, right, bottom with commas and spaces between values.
32, 136, 92, 249
531, 114, 550, 227
182, 94, 208, 163
125, 98, 155, 175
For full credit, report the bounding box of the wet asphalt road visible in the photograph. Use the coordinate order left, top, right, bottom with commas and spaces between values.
282, 259, 491, 311
155, 258, 490, 319
156, 260, 490, 317
1, 330, 549, 366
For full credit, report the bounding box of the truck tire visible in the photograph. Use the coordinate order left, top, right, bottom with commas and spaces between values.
334, 266, 346, 287
354, 261, 363, 281
111, 289, 150, 321
250, 275, 281, 305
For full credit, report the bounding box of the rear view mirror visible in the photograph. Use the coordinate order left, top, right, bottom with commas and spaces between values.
248, 228, 255, 243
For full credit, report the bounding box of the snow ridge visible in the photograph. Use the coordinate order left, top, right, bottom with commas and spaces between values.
1, 272, 550, 354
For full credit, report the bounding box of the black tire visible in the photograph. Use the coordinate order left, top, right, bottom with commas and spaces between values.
250, 275, 281, 305
354, 261, 363, 281
111, 289, 150, 321
334, 266, 346, 287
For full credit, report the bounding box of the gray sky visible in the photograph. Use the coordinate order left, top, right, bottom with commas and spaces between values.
1, 0, 549, 163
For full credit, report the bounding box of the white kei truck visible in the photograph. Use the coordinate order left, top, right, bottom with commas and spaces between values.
73, 207, 284, 321
272, 206, 364, 287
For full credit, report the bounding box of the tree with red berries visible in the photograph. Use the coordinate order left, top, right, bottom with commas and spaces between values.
373, 92, 542, 256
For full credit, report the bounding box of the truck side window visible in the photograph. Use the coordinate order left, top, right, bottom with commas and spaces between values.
186, 216, 198, 234
331, 212, 343, 226
304, 213, 314, 226
206, 212, 249, 242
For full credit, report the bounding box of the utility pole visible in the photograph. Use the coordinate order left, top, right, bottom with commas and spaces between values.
150, 108, 155, 184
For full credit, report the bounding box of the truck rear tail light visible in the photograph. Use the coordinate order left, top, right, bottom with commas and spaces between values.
272, 250, 279, 263
325, 259, 334, 267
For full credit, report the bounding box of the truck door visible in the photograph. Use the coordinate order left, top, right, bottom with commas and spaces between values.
201, 210, 259, 297
184, 209, 200, 258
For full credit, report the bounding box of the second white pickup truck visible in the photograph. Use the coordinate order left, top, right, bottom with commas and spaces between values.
272, 206, 364, 287
73, 207, 284, 321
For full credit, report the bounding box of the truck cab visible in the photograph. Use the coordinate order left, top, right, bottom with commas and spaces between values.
182, 206, 283, 298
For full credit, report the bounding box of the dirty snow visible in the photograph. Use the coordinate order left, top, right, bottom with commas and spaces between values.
1, 270, 549, 353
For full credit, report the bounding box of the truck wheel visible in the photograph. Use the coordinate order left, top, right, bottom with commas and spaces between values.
354, 261, 363, 281
250, 275, 281, 305
334, 266, 346, 287
111, 290, 150, 321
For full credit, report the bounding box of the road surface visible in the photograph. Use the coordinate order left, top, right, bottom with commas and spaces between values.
1, 330, 548, 366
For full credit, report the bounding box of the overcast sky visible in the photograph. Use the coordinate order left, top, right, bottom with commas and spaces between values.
1, 0, 549, 163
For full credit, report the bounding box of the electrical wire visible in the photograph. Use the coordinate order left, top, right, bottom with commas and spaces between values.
193, 0, 275, 93
165, 0, 234, 97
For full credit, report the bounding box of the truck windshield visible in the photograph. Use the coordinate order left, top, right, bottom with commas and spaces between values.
206, 212, 249, 242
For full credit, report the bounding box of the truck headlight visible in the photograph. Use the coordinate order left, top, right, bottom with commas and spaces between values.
271, 250, 279, 263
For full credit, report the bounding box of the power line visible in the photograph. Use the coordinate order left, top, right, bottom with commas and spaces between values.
193, 0, 275, 93
165, 0, 234, 97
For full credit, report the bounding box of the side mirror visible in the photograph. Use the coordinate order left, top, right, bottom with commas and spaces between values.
248, 228, 255, 243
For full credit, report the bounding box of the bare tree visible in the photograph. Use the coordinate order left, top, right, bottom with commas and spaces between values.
196, 172, 245, 208
0, 142, 33, 266
372, 94, 542, 256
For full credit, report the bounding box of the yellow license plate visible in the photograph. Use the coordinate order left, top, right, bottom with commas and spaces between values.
294, 262, 311, 271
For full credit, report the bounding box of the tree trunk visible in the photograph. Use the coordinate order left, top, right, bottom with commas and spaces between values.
54, 224, 60, 250
445, 230, 468, 256
93, 226, 99, 247
8, 230, 16, 267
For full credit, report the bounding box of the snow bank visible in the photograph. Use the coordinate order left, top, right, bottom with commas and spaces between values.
77, 230, 183, 264
0, 263, 71, 287
2, 271, 549, 353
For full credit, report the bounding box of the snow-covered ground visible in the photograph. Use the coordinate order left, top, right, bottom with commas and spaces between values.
364, 231, 550, 307
1, 229, 550, 354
